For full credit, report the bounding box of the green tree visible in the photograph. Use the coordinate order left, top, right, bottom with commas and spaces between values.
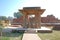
0, 20, 2, 26
14, 12, 23, 18
0, 25, 3, 38
7, 16, 13, 21
0, 16, 7, 20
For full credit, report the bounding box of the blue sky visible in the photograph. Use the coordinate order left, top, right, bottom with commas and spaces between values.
0, 0, 25, 17
0, 0, 60, 19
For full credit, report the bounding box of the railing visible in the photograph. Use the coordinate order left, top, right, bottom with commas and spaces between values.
41, 23, 60, 25
11, 23, 60, 25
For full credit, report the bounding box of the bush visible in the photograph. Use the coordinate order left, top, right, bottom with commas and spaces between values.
11, 30, 25, 33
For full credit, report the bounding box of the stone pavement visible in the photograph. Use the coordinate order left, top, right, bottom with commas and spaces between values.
22, 33, 41, 40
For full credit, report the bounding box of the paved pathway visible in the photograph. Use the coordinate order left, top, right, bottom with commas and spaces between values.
22, 33, 41, 40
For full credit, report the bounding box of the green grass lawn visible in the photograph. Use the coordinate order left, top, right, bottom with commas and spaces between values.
38, 30, 60, 40
1, 32, 23, 40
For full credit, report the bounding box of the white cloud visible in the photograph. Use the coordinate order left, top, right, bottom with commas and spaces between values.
18, 0, 60, 19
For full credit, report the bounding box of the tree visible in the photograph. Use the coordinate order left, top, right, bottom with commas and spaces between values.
0, 24, 3, 38
0, 16, 7, 20
14, 12, 23, 18
7, 16, 13, 23
0, 20, 2, 26
7, 16, 13, 21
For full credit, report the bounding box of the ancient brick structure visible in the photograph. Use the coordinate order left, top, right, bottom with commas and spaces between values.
19, 7, 45, 28
41, 15, 60, 23
12, 15, 60, 24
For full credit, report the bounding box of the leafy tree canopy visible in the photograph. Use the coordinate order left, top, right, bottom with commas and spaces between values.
0, 16, 7, 20
14, 12, 23, 18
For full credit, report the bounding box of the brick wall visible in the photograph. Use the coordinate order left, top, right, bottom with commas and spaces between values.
12, 15, 60, 24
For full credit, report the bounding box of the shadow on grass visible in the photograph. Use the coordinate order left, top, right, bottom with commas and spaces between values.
2, 32, 24, 37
